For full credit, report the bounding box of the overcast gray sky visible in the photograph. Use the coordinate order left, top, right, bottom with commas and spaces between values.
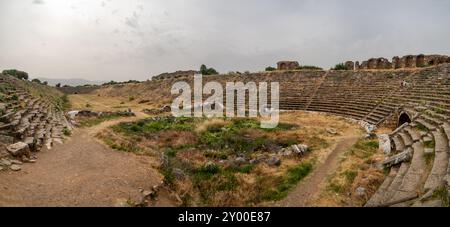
0, 0, 449, 81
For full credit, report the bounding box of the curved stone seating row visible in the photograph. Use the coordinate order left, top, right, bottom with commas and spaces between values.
366, 109, 450, 207
1, 75, 72, 166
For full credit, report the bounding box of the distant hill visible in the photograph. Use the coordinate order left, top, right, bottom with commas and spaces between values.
35, 78, 107, 87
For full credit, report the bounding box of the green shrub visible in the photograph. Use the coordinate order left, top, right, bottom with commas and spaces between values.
164, 148, 178, 158
265, 66, 276, 71
328, 182, 345, 193
2, 69, 29, 80
332, 63, 349, 70
297, 65, 323, 70
62, 127, 71, 136
343, 170, 357, 183
200, 64, 219, 75
194, 163, 221, 180
416, 124, 429, 132
433, 186, 450, 207
424, 140, 435, 149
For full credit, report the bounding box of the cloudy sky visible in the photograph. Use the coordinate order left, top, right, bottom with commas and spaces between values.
0, 0, 449, 81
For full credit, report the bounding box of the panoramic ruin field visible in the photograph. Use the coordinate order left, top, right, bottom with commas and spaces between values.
1, 62, 450, 207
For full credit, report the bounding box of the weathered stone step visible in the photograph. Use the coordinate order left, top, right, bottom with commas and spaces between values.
365, 167, 399, 207
392, 134, 405, 152
416, 118, 437, 131
423, 130, 449, 191
399, 132, 413, 147
404, 126, 422, 142
422, 114, 445, 126
389, 142, 427, 203
382, 162, 411, 204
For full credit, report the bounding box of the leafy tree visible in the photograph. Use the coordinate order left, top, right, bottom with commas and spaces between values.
42, 81, 48, 85
102, 81, 118, 86
265, 66, 276, 71
56, 83, 61, 88
17, 71, 29, 80
332, 63, 349, 70
200, 64, 219, 75
2, 69, 29, 80
32, 79, 42, 84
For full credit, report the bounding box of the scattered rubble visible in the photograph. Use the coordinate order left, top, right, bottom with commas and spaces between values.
7, 142, 30, 157
266, 156, 281, 167
143, 106, 171, 115
10, 164, 21, 171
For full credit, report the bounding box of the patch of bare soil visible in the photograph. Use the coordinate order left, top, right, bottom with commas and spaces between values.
0, 116, 177, 207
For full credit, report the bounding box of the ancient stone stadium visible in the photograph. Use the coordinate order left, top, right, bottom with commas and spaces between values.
1, 54, 449, 207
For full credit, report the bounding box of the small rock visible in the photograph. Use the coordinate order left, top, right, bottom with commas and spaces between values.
250, 155, 267, 165
298, 144, 309, 153
233, 157, 247, 166
292, 144, 309, 155
10, 164, 21, 171
6, 142, 30, 157
114, 198, 132, 207
291, 145, 301, 154
152, 185, 160, 192
326, 128, 338, 135
424, 148, 434, 155
280, 148, 293, 156
0, 158, 12, 166
423, 136, 433, 143
204, 161, 216, 169
10, 159, 23, 165
28, 159, 37, 163
0, 166, 4, 171
160, 154, 169, 168
142, 190, 153, 197
267, 144, 283, 153
266, 156, 281, 167
356, 187, 367, 197
172, 168, 185, 180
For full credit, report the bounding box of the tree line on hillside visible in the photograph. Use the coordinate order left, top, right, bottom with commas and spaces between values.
2, 69, 50, 85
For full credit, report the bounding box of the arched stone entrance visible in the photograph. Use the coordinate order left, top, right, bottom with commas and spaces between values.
398, 112, 412, 128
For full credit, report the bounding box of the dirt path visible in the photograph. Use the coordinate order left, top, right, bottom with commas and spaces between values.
0, 114, 176, 207
278, 136, 360, 207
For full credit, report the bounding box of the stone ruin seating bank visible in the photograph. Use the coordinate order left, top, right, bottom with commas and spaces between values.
169, 63, 450, 206
0, 74, 72, 171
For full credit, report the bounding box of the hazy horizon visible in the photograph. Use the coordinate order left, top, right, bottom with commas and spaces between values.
1, 0, 450, 81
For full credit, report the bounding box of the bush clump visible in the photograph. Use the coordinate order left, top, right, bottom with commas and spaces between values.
332, 63, 349, 70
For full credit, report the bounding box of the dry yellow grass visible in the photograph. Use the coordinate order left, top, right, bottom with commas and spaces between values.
68, 94, 151, 114
312, 137, 386, 207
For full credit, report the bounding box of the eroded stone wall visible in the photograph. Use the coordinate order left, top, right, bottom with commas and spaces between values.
277, 61, 300, 70
347, 54, 450, 70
